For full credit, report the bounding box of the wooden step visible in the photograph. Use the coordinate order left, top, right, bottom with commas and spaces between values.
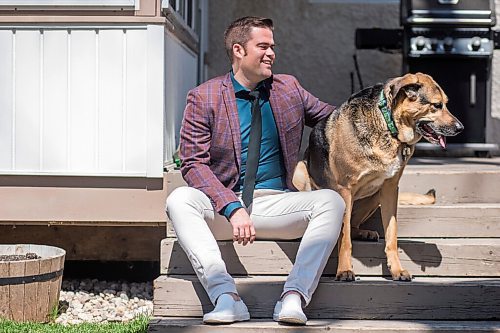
161, 238, 500, 277
401, 157, 500, 204
405, 157, 500, 172
166, 158, 500, 204
153, 275, 500, 320
167, 203, 500, 238
149, 318, 500, 333
363, 203, 500, 237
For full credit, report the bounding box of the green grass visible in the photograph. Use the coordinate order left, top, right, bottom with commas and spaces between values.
0, 315, 149, 333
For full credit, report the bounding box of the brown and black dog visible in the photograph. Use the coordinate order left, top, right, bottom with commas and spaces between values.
293, 73, 463, 281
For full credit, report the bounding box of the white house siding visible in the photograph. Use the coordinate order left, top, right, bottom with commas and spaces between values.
163, 30, 198, 164
0, 24, 164, 178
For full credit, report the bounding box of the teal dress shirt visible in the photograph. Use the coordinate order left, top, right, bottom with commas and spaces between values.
222, 72, 286, 218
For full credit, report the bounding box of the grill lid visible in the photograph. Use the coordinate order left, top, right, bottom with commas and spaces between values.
401, 0, 496, 27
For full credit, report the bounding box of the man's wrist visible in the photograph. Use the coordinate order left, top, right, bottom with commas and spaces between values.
222, 202, 244, 220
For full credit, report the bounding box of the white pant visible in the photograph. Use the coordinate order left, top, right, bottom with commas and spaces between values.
166, 187, 345, 306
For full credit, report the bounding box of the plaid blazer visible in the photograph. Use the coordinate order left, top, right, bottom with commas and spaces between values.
179, 72, 335, 213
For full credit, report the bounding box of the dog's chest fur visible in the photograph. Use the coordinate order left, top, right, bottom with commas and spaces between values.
354, 148, 406, 199
320, 85, 411, 200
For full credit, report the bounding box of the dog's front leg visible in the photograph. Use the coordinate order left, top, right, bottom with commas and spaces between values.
336, 187, 355, 281
380, 180, 412, 281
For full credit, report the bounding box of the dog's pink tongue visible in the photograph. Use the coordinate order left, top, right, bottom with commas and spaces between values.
439, 136, 446, 149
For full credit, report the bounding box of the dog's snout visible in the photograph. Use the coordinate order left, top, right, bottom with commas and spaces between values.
454, 120, 464, 133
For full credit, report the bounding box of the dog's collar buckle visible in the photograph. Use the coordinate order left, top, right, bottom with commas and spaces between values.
378, 90, 398, 137
402, 145, 411, 161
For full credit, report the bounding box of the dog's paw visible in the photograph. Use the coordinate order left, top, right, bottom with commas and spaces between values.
353, 229, 379, 242
392, 269, 412, 281
336, 270, 356, 282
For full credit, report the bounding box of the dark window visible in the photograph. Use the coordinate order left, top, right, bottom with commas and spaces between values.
187, 0, 193, 28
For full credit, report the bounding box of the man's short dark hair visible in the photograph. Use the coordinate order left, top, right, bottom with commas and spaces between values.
224, 16, 274, 63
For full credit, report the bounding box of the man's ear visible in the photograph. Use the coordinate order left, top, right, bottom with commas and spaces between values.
232, 43, 246, 60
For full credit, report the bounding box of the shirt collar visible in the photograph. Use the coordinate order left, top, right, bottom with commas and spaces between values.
230, 70, 268, 94
230, 70, 249, 93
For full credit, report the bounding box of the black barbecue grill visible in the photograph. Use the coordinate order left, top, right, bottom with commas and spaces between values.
356, 0, 500, 155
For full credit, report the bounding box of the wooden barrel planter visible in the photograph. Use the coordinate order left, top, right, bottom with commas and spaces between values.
0, 244, 65, 322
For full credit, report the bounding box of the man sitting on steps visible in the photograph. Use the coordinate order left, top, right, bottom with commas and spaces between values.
166, 16, 345, 325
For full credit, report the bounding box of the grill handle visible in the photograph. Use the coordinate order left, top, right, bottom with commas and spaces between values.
470, 73, 476, 106
406, 17, 494, 25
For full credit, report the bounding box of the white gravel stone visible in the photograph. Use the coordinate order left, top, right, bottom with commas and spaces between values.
56, 279, 153, 324
119, 292, 129, 301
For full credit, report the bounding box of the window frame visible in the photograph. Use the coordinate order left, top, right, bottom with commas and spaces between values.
162, 0, 198, 34
0, 0, 138, 10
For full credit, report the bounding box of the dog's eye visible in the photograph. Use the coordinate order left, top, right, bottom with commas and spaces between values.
433, 103, 443, 109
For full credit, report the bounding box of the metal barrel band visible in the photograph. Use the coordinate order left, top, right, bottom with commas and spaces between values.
0, 268, 63, 286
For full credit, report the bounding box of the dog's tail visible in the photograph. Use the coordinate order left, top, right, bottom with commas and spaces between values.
398, 189, 436, 205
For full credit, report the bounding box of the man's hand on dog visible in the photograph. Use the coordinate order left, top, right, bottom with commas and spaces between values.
229, 208, 256, 246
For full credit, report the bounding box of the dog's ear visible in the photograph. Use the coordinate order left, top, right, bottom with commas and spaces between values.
386, 74, 422, 106
402, 83, 421, 101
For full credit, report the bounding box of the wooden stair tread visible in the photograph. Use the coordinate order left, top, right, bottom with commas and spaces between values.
167, 203, 500, 238
405, 157, 500, 172
153, 275, 500, 320
149, 317, 500, 332
360, 203, 500, 237
157, 274, 500, 284
165, 166, 500, 204
161, 238, 500, 277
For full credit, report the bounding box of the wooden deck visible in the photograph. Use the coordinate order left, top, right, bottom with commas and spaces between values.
153, 157, 500, 331
149, 318, 500, 333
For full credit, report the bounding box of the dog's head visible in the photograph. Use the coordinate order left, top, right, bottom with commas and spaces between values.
384, 73, 464, 147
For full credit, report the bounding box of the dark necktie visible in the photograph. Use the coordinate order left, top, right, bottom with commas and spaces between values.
241, 90, 262, 209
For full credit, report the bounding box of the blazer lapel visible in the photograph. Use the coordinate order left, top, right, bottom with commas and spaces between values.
221, 73, 242, 171
269, 84, 291, 173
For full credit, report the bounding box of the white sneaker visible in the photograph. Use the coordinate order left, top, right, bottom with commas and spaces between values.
203, 293, 250, 324
273, 293, 307, 325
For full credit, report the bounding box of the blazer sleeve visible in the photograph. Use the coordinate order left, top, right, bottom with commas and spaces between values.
292, 77, 336, 127
179, 89, 240, 213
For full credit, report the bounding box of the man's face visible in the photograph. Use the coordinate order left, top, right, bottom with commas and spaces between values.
236, 27, 275, 83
